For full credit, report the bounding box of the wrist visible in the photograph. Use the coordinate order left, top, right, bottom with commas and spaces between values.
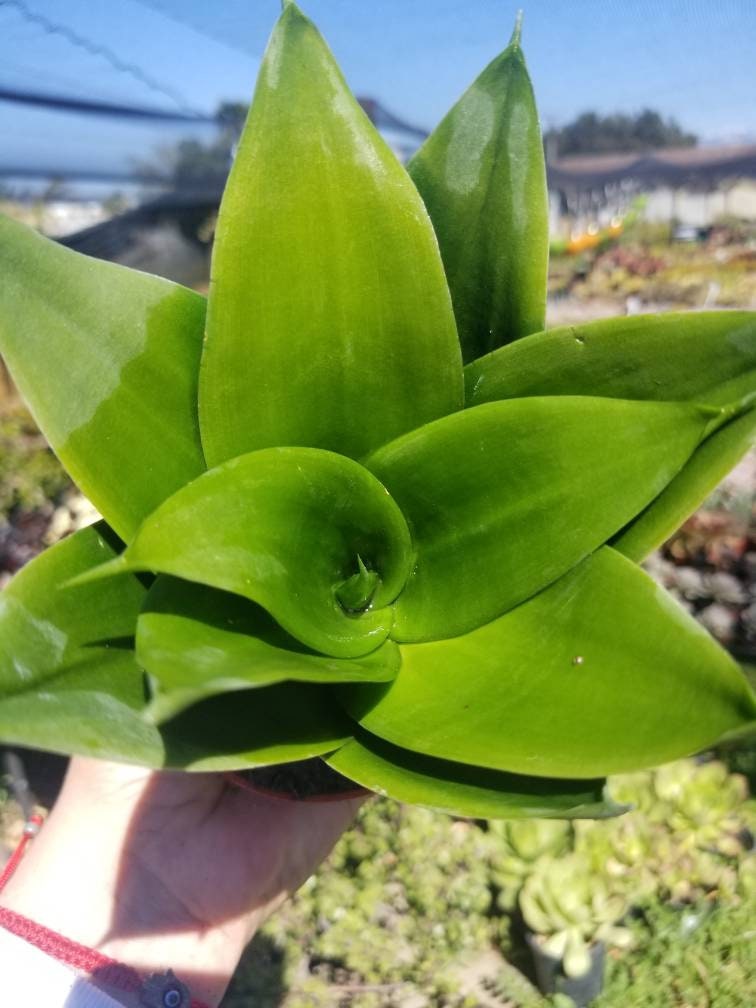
0, 761, 257, 1005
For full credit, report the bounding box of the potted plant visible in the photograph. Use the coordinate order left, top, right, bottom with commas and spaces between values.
519, 853, 632, 1003
0, 1, 754, 815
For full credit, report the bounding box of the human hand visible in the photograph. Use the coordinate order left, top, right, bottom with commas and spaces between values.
0, 756, 363, 1005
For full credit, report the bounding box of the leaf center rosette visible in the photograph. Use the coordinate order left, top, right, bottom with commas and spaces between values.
75, 391, 755, 786
84, 447, 414, 660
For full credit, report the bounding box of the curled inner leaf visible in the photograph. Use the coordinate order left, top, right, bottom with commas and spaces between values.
335, 556, 381, 614
137, 577, 400, 723
78, 447, 414, 660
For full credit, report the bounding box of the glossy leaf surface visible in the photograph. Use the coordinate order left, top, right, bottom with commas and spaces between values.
465, 311, 756, 559
340, 548, 756, 777
366, 397, 711, 641
613, 408, 756, 561
408, 17, 548, 361
0, 215, 206, 541
138, 577, 400, 722
160, 684, 351, 771
89, 448, 413, 659
199, 1, 462, 467
0, 524, 163, 765
327, 731, 621, 820
1, 1, 751, 800
465, 312, 756, 408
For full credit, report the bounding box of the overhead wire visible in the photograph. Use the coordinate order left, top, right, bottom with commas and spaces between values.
0, 0, 204, 116
0, 85, 218, 123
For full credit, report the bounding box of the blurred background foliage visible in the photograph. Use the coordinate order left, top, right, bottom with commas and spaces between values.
223, 758, 755, 1008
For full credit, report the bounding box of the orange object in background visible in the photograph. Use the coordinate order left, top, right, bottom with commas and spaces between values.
566, 218, 624, 254
567, 230, 600, 254
568, 216, 628, 254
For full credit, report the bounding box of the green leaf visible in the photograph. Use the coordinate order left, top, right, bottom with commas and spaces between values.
613, 408, 756, 561
138, 577, 400, 722
327, 730, 623, 820
0, 216, 207, 541
199, 2, 462, 467
366, 396, 712, 641
0, 524, 163, 765
339, 548, 756, 778
465, 312, 756, 408
83, 448, 413, 659
408, 15, 548, 361
465, 312, 756, 558
159, 683, 351, 771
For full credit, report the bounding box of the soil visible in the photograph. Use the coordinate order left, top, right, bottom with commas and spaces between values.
241, 758, 366, 801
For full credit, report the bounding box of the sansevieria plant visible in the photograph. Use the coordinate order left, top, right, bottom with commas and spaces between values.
0, 1, 754, 819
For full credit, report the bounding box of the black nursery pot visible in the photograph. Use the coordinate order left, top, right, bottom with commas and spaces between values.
526, 932, 605, 1006
236, 757, 368, 803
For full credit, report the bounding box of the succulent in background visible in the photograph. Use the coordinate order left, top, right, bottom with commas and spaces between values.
224, 760, 755, 1005
0, 1, 754, 818
573, 815, 659, 904
610, 760, 753, 856
519, 854, 632, 978
652, 760, 752, 857
658, 843, 739, 906
488, 819, 572, 908
579, 759, 755, 906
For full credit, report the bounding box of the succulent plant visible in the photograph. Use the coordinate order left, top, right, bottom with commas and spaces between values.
579, 760, 755, 907
0, 1, 754, 818
652, 760, 751, 856
489, 819, 572, 908
573, 813, 659, 903
519, 854, 632, 978
611, 761, 751, 850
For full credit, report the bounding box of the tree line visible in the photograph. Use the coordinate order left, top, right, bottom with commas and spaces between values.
545, 109, 697, 158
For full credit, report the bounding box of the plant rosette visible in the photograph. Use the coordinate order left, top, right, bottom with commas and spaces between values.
576, 760, 754, 909
488, 818, 572, 909
519, 854, 633, 1002
0, 1, 755, 818
651, 760, 752, 856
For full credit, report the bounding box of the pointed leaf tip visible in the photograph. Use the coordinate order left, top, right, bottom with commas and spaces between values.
335, 555, 381, 614
63, 555, 129, 590
407, 8, 547, 359
510, 10, 524, 47
200, 0, 462, 464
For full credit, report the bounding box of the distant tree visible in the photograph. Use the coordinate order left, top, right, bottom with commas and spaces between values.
103, 191, 129, 216
40, 176, 71, 203
139, 101, 248, 190
545, 109, 697, 158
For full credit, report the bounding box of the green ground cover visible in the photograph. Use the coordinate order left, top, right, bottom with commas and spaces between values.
224, 757, 755, 1008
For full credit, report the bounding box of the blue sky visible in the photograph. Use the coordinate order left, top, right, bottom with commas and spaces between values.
1, 0, 754, 181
